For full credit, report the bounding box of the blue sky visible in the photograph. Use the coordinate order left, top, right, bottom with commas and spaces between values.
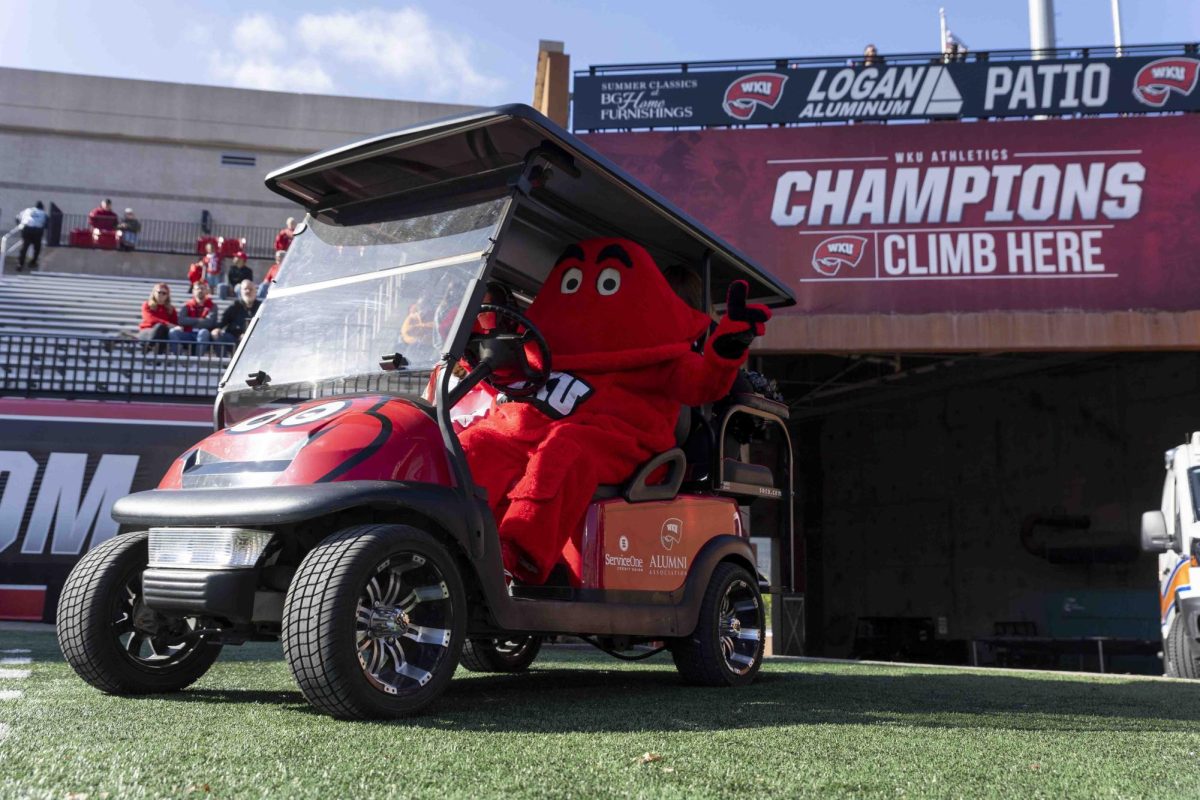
2, 0, 1197, 105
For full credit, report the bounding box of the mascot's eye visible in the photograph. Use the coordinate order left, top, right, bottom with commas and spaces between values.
561, 267, 583, 294
596, 267, 621, 296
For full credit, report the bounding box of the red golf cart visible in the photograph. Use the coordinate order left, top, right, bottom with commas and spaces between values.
56, 105, 798, 719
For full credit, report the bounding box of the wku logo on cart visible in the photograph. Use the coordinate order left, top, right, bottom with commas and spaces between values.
723, 73, 788, 120
811, 235, 868, 277
1133, 58, 1200, 107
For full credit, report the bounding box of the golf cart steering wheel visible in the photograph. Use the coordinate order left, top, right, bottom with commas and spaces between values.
460, 303, 552, 399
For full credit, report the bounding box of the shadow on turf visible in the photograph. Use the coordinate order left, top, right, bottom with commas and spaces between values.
164, 660, 1200, 733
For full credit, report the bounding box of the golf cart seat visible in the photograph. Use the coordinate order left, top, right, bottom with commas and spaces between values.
591, 405, 692, 503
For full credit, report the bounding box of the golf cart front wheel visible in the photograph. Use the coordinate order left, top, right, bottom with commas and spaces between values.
282, 523, 466, 719
56, 531, 222, 694
460, 635, 542, 672
670, 562, 765, 687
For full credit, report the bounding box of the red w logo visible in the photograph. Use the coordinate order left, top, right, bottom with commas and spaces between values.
1133, 58, 1200, 107
723, 73, 788, 120
812, 236, 867, 277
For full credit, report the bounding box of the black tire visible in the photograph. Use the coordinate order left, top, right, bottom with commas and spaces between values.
56, 531, 222, 694
1165, 614, 1200, 678
282, 524, 466, 719
460, 635, 542, 673
670, 562, 765, 687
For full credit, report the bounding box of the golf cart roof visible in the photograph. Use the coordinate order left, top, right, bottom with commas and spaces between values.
265, 104, 795, 309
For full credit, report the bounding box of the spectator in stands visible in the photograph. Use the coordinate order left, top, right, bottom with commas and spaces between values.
863, 44, 883, 67
169, 281, 217, 355
226, 251, 253, 292
943, 31, 968, 62
203, 242, 223, 296
138, 282, 178, 353
274, 217, 296, 252
16, 201, 47, 272
87, 198, 118, 231
213, 279, 261, 349
187, 257, 205, 291
258, 249, 285, 300
117, 208, 141, 251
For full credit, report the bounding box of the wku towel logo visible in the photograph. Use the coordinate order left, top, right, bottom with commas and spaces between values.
1133, 58, 1200, 107
723, 73, 788, 120
811, 235, 867, 277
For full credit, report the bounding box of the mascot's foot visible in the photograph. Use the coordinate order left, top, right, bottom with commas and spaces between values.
499, 538, 543, 585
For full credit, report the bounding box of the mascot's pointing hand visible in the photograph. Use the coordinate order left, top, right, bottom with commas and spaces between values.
711, 280, 772, 360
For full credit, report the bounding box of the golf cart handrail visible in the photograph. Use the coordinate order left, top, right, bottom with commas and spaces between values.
265, 104, 796, 311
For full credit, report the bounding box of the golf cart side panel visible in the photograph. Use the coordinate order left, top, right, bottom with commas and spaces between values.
476, 535, 756, 637
264, 104, 797, 312
111, 481, 473, 547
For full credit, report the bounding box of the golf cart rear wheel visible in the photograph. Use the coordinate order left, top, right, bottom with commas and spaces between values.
670, 562, 765, 687
56, 531, 222, 694
282, 523, 465, 719
460, 635, 542, 673
1165, 615, 1200, 678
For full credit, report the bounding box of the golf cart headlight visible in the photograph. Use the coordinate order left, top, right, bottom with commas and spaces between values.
148, 528, 274, 568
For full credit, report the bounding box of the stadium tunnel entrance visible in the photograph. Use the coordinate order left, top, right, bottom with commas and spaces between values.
756, 350, 1198, 671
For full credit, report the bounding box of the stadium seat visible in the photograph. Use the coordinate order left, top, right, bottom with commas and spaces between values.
69, 228, 93, 248
92, 229, 119, 250
217, 236, 244, 258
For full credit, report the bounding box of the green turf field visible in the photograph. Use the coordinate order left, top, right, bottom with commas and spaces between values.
2, 627, 1199, 799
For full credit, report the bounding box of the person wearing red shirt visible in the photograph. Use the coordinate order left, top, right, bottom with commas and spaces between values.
187, 258, 205, 290
137, 282, 178, 353
257, 249, 286, 300
168, 282, 218, 355
274, 217, 296, 252
87, 198, 119, 231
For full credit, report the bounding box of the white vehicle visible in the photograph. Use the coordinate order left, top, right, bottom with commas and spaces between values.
1142, 433, 1200, 678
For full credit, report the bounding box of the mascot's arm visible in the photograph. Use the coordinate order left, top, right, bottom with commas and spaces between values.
664, 280, 772, 407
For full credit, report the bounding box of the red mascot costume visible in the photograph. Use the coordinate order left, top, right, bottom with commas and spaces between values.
459, 238, 771, 584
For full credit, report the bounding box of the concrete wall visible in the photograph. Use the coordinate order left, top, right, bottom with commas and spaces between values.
795, 353, 1199, 658
0, 67, 477, 230
1, 245, 268, 280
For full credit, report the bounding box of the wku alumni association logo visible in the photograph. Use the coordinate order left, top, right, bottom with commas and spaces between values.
723, 73, 788, 120
811, 235, 868, 277
1133, 58, 1200, 107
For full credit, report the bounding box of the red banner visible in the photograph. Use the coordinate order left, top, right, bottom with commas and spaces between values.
585, 115, 1199, 314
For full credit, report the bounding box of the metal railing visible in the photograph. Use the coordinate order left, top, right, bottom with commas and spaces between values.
58, 214, 280, 260
0, 332, 233, 400
0, 225, 21, 260
580, 41, 1200, 75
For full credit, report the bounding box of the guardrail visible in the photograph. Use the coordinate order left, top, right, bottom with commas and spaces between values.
57, 214, 280, 261
579, 41, 1199, 75
0, 332, 232, 400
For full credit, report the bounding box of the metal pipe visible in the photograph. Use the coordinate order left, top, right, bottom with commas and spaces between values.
1028, 0, 1057, 59
1111, 0, 1125, 56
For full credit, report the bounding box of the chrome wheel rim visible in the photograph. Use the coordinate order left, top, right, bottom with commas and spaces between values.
718, 579, 763, 676
111, 570, 206, 669
490, 636, 536, 660
355, 553, 453, 697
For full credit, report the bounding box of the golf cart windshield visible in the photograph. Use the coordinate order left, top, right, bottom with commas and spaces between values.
221, 197, 506, 424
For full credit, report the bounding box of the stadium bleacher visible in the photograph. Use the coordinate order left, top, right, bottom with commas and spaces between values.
0, 271, 218, 338
0, 271, 233, 397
